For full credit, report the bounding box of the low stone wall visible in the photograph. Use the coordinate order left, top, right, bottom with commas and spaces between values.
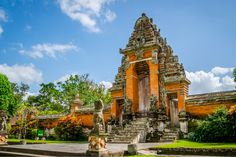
186, 90, 236, 117
150, 147, 236, 156
75, 111, 111, 128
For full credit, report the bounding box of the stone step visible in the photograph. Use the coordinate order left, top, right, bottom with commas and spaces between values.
164, 129, 178, 133
161, 135, 177, 139
160, 137, 176, 141
164, 132, 178, 136
124, 127, 146, 130
112, 136, 136, 139
108, 141, 131, 144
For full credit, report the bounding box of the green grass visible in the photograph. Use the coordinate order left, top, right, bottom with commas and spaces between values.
157, 140, 236, 149
7, 138, 87, 144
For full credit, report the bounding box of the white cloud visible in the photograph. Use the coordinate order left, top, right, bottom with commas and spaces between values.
0, 25, 3, 35
0, 9, 7, 36
0, 9, 7, 21
19, 43, 79, 59
105, 9, 116, 22
58, 0, 116, 32
54, 73, 78, 83
24, 25, 32, 31
186, 67, 236, 94
0, 64, 43, 84
211, 67, 233, 75
100, 81, 112, 89
23, 91, 38, 101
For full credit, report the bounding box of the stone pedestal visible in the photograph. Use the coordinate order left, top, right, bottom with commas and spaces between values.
157, 121, 165, 132
0, 133, 7, 145
179, 111, 188, 138
157, 114, 167, 132
128, 144, 137, 155
87, 134, 108, 157
179, 119, 188, 133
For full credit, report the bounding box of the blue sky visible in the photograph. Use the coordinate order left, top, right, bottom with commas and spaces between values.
0, 0, 235, 95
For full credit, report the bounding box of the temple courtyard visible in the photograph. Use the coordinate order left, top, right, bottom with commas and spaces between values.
1, 142, 235, 157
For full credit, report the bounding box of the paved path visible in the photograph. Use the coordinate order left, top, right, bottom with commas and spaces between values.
4, 142, 164, 154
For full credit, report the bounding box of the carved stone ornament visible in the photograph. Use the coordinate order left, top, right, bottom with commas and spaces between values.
149, 95, 158, 112
91, 100, 105, 134
87, 100, 108, 155
151, 50, 158, 64
121, 55, 130, 70
123, 98, 132, 114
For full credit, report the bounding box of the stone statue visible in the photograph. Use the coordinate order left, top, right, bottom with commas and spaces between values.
123, 98, 132, 114
0, 110, 7, 145
87, 100, 108, 156
91, 100, 105, 134
0, 110, 7, 133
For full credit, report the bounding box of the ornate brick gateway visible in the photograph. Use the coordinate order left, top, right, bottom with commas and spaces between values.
108, 13, 236, 143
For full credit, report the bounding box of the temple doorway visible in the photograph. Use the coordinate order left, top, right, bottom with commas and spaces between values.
135, 61, 150, 112
116, 99, 124, 126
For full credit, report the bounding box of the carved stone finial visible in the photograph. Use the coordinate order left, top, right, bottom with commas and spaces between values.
142, 13, 146, 17
70, 94, 83, 113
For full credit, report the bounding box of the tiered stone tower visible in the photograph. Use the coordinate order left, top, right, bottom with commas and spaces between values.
110, 13, 190, 130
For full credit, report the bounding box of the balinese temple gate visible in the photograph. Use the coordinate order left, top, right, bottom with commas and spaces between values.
109, 13, 190, 143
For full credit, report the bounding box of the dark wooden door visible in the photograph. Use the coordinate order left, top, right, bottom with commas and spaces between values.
170, 100, 179, 127
138, 76, 150, 112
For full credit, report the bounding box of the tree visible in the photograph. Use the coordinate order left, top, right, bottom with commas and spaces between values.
11, 83, 30, 107
0, 73, 16, 116
57, 74, 111, 107
34, 74, 112, 115
36, 82, 63, 113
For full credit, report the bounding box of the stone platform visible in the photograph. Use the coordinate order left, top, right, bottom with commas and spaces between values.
0, 142, 161, 156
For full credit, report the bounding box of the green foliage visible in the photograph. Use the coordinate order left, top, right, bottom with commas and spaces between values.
188, 106, 236, 142
56, 74, 111, 107
25, 128, 38, 139
35, 74, 111, 114
0, 73, 16, 116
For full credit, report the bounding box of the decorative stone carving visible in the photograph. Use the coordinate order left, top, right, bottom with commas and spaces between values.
123, 98, 132, 114
151, 50, 158, 64
149, 95, 158, 112
91, 100, 105, 134
121, 55, 130, 71
70, 94, 83, 113
0, 110, 7, 145
87, 100, 108, 156
159, 70, 167, 112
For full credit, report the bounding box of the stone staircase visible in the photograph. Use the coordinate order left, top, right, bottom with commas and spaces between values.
159, 128, 179, 142
107, 118, 148, 144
